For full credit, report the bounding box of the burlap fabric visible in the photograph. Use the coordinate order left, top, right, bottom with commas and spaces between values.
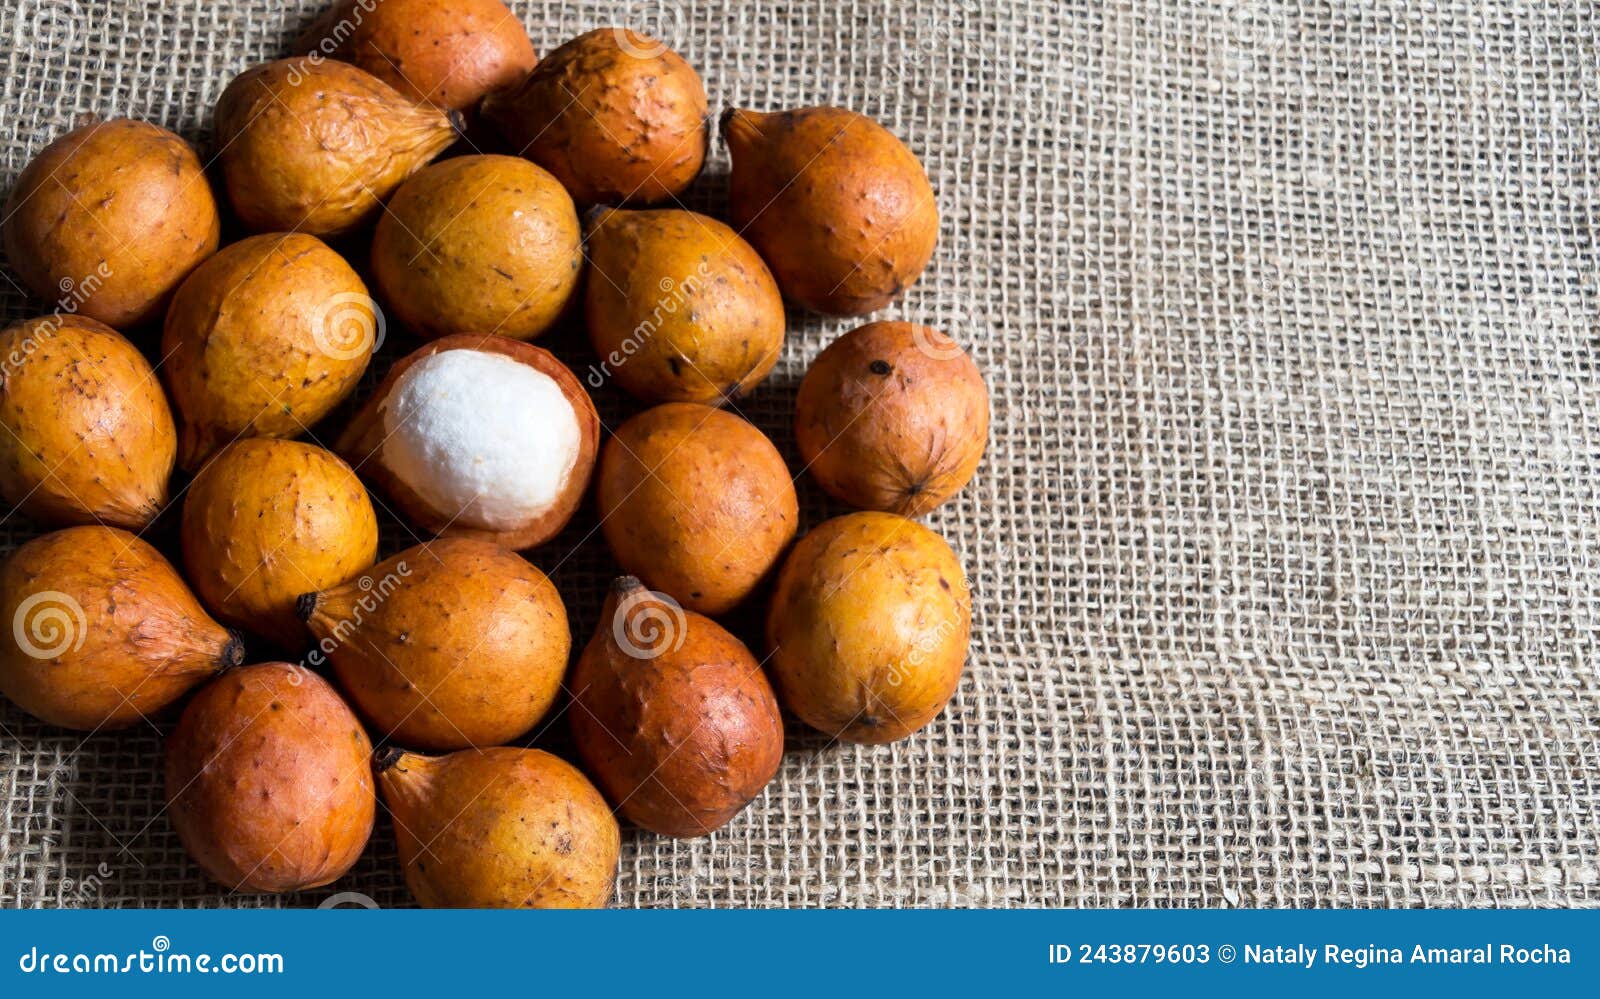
2, 0, 1597, 909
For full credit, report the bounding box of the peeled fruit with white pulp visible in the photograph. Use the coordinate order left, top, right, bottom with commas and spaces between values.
376, 746, 620, 908
336, 335, 599, 549
0, 315, 175, 529
0, 526, 242, 730
214, 59, 459, 236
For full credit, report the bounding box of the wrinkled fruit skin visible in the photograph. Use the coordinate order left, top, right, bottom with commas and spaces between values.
597, 403, 797, 615
571, 577, 783, 837
723, 106, 938, 316
767, 512, 970, 744
162, 232, 378, 470
2, 119, 220, 328
335, 335, 600, 549
795, 321, 988, 516
214, 59, 458, 236
0, 315, 175, 529
295, 0, 537, 110
165, 663, 375, 893
181, 439, 377, 646
483, 28, 707, 206
371, 155, 581, 341
302, 539, 569, 751
585, 208, 785, 404
0, 527, 242, 730
377, 747, 619, 908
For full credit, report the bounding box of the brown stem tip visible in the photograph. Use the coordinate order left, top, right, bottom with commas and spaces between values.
372, 745, 408, 775
294, 592, 319, 622
610, 575, 647, 597
219, 633, 247, 671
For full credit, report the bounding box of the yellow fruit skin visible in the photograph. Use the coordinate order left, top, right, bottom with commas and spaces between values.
161, 232, 377, 470
371, 155, 581, 342
181, 439, 377, 647
596, 403, 798, 615
794, 321, 989, 516
303, 539, 569, 751
482, 28, 707, 206
0, 315, 175, 529
377, 747, 620, 908
165, 663, 375, 893
295, 0, 538, 110
2, 119, 220, 329
585, 208, 785, 404
0, 526, 242, 730
766, 512, 970, 744
214, 59, 459, 237
724, 106, 938, 316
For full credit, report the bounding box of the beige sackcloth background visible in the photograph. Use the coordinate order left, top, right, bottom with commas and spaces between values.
2, 0, 1599, 908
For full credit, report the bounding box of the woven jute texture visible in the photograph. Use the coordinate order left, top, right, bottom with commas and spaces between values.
3, 0, 1599, 909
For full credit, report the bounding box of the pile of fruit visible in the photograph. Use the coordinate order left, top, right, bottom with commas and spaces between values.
0, 2, 989, 908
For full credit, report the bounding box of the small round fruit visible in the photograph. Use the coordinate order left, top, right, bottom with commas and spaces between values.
483, 28, 707, 205
376, 746, 619, 908
723, 106, 938, 316
300, 539, 570, 751
371, 155, 581, 341
571, 577, 783, 837
0, 527, 241, 730
161, 232, 379, 470
596, 403, 797, 615
0, 315, 175, 529
766, 512, 970, 744
214, 59, 458, 236
181, 439, 378, 646
585, 208, 785, 403
795, 321, 988, 515
165, 663, 375, 893
335, 335, 599, 549
295, 0, 537, 110
2, 119, 220, 328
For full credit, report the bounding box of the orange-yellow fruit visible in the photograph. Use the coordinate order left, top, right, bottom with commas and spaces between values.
181, 439, 378, 646
2, 119, 220, 328
483, 28, 706, 205
161, 232, 378, 470
214, 59, 459, 236
795, 321, 988, 515
596, 403, 797, 615
723, 106, 938, 316
295, 0, 537, 110
165, 663, 374, 893
0, 315, 175, 529
376, 746, 619, 908
370, 155, 581, 341
767, 512, 970, 744
584, 208, 785, 404
0, 527, 241, 730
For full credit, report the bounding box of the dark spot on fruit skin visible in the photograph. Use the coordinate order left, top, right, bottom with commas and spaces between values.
869, 360, 892, 375
939, 577, 951, 591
